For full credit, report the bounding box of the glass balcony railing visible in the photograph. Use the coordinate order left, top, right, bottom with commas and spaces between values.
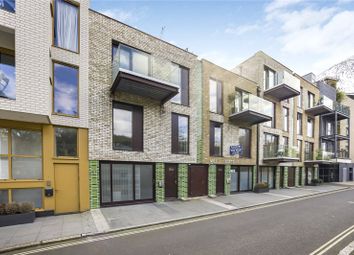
315, 150, 335, 160
263, 144, 299, 159
275, 70, 300, 92
334, 102, 350, 116
315, 95, 333, 109
0, 0, 15, 13
305, 151, 314, 161
231, 93, 273, 116
338, 150, 349, 159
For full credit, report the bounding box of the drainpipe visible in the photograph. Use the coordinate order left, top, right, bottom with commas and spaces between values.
256, 86, 261, 183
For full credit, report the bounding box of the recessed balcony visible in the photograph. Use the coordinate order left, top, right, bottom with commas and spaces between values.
263, 70, 300, 101
229, 93, 272, 126
111, 44, 180, 105
305, 95, 333, 116
263, 144, 300, 162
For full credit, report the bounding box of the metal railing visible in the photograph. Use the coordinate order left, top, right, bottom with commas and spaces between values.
334, 102, 350, 116
338, 150, 349, 159
263, 144, 299, 159
231, 93, 273, 116
315, 150, 335, 160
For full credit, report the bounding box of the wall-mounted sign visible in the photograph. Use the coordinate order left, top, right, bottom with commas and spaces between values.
230, 144, 242, 156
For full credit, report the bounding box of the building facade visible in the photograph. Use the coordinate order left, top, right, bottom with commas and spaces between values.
0, 0, 90, 215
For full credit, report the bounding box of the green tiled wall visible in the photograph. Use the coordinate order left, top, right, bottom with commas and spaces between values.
89, 160, 100, 209
155, 163, 165, 203
224, 165, 231, 195
208, 165, 216, 196
178, 164, 188, 199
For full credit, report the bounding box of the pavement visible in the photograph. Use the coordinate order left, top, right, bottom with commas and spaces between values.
0, 184, 350, 253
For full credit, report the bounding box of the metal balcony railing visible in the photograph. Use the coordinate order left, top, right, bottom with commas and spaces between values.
334, 102, 350, 116
315, 150, 335, 160
263, 144, 300, 159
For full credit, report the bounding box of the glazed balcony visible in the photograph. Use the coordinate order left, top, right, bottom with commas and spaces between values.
305, 150, 334, 164
334, 102, 350, 120
263, 70, 300, 101
229, 93, 272, 125
263, 144, 300, 162
111, 45, 180, 105
305, 95, 333, 116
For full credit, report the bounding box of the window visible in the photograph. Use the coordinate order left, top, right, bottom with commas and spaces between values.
297, 139, 302, 160
234, 89, 250, 113
297, 113, 303, 135
230, 166, 253, 192
112, 44, 150, 77
307, 117, 314, 137
210, 122, 222, 157
55, 127, 78, 157
305, 142, 314, 160
12, 188, 42, 208
238, 128, 251, 158
113, 102, 143, 151
172, 113, 189, 154
0, 189, 8, 203
0, 49, 15, 100
258, 167, 275, 188
209, 79, 223, 114
283, 107, 289, 132
283, 136, 289, 148
171, 64, 189, 106
264, 133, 278, 158
264, 102, 275, 128
297, 87, 303, 108
0, 128, 42, 180
54, 0, 79, 52
263, 67, 276, 90
0, 0, 15, 12
53, 62, 78, 116
308, 92, 315, 108
100, 162, 153, 205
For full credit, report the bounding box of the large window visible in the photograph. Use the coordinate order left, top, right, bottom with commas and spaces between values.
238, 128, 251, 158
308, 92, 315, 108
0, 49, 15, 100
53, 62, 78, 116
172, 113, 189, 154
264, 102, 275, 128
113, 44, 150, 76
259, 167, 275, 188
307, 117, 314, 137
283, 107, 289, 132
230, 166, 253, 192
0, 128, 42, 180
210, 122, 222, 157
297, 139, 302, 160
297, 87, 303, 108
209, 79, 223, 114
100, 162, 153, 205
263, 67, 276, 90
297, 113, 303, 135
0, 188, 42, 208
113, 102, 143, 151
264, 133, 278, 158
0, 0, 15, 12
305, 142, 314, 160
171, 64, 189, 106
55, 127, 78, 157
54, 0, 79, 52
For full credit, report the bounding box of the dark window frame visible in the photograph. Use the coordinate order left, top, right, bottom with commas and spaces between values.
54, 126, 78, 158
171, 113, 190, 154
209, 78, 223, 114
283, 106, 289, 132
307, 117, 314, 138
308, 92, 315, 108
238, 127, 251, 158
112, 101, 143, 152
263, 66, 276, 90
297, 112, 303, 135
210, 121, 223, 157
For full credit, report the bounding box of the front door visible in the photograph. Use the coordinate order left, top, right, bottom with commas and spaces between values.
349, 168, 353, 181
216, 165, 224, 194
188, 165, 208, 197
55, 164, 79, 214
288, 167, 295, 187
165, 164, 178, 199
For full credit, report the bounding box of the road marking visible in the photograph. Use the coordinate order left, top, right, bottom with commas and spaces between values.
201, 198, 237, 210
339, 240, 354, 255
91, 209, 110, 232
264, 192, 293, 198
10, 188, 350, 255
347, 201, 354, 204
309, 225, 354, 255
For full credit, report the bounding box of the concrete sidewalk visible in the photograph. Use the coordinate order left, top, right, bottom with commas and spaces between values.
0, 184, 349, 252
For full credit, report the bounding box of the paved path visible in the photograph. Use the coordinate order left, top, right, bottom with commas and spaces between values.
13, 188, 354, 255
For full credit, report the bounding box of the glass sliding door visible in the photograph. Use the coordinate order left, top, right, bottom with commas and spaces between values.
230, 166, 253, 192
230, 168, 238, 192
135, 165, 153, 200
112, 164, 133, 202
259, 167, 275, 188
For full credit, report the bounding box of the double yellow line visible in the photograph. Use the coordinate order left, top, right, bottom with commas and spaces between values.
310, 225, 354, 255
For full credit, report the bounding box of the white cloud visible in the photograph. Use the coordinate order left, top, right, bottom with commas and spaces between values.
199, 50, 243, 70
100, 7, 148, 23
265, 0, 305, 13
225, 24, 259, 35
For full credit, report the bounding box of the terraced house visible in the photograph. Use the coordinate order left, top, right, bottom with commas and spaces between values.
0, 0, 90, 215
88, 10, 202, 208
234, 51, 321, 189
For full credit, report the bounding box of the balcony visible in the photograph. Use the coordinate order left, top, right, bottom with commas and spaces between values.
305, 150, 334, 164
0, 0, 15, 13
263, 70, 300, 101
263, 144, 300, 162
305, 95, 333, 116
229, 93, 272, 125
111, 46, 180, 105
334, 102, 350, 120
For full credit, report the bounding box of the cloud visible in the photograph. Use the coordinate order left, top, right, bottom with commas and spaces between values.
225, 24, 259, 35
265, 0, 305, 13
199, 50, 243, 70
100, 7, 148, 23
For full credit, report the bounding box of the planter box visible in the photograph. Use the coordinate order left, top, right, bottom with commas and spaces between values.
309, 183, 321, 186
0, 212, 35, 227
254, 187, 269, 193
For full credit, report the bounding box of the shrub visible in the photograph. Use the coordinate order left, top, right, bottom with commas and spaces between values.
5, 203, 20, 215
0, 204, 6, 215
19, 202, 34, 213
254, 182, 268, 189
311, 179, 323, 184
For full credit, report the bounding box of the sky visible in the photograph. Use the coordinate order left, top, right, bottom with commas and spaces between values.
91, 0, 354, 76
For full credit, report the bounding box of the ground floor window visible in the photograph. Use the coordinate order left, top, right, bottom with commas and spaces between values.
230, 166, 253, 192
100, 162, 154, 205
306, 167, 314, 185
0, 188, 42, 208
258, 167, 275, 188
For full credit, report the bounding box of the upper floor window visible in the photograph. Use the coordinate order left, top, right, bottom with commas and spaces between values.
209, 79, 223, 114
297, 139, 302, 160
171, 64, 189, 106
239, 128, 251, 158
297, 87, 302, 108
113, 44, 150, 76
53, 62, 78, 116
308, 92, 315, 108
305, 141, 314, 160
172, 113, 189, 154
113, 102, 143, 151
210, 121, 222, 157
263, 67, 276, 90
283, 107, 289, 132
264, 102, 275, 128
55, 127, 78, 157
307, 117, 314, 137
54, 0, 79, 52
0, 0, 15, 13
297, 112, 303, 135
0, 48, 15, 100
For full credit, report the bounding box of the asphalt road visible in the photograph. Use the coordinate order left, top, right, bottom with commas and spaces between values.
14, 189, 354, 255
